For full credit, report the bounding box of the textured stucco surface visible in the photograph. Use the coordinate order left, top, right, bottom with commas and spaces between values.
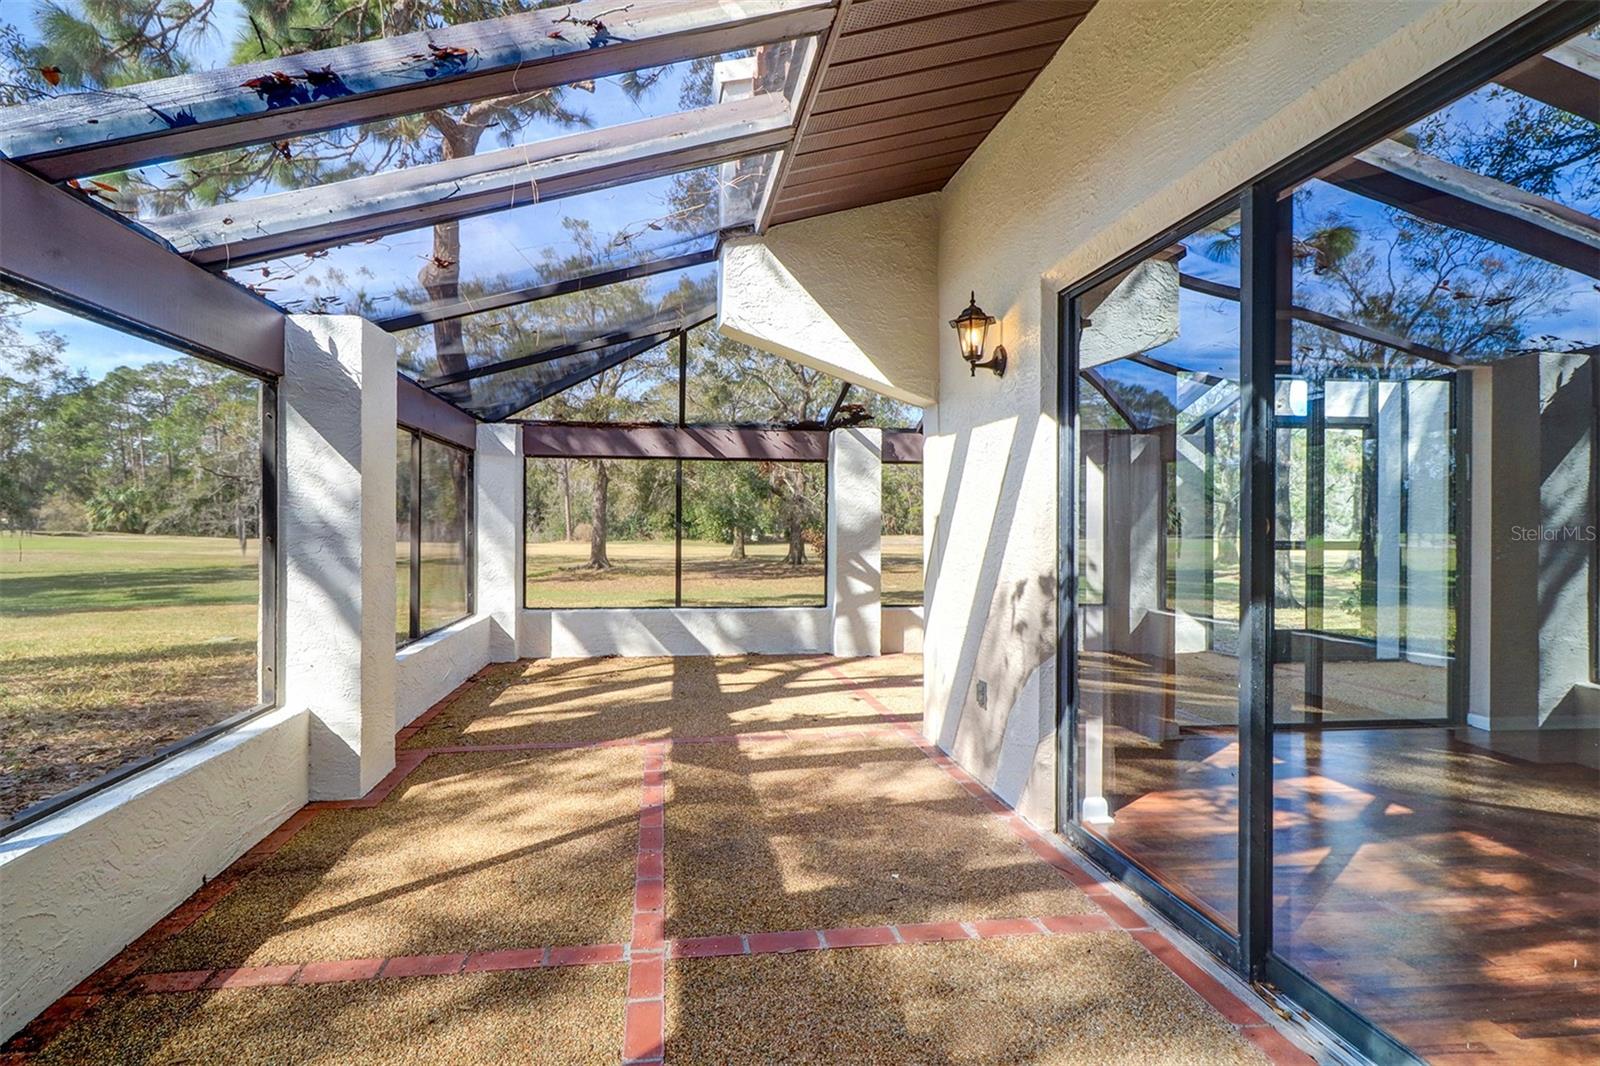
475, 423, 522, 663
882, 606, 924, 654
0, 707, 308, 1042
282, 315, 397, 800
925, 0, 1538, 827
521, 607, 833, 658
395, 614, 492, 729
719, 193, 939, 406
827, 427, 882, 657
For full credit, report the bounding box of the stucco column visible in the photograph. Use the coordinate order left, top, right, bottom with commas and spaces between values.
476, 422, 522, 662
828, 427, 882, 657
281, 315, 397, 801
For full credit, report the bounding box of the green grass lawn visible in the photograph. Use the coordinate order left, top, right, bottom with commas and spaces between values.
0, 532, 260, 820
524, 534, 924, 608
397, 544, 471, 642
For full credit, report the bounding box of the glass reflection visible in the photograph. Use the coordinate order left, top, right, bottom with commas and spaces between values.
1270, 22, 1599, 1059
1073, 209, 1244, 930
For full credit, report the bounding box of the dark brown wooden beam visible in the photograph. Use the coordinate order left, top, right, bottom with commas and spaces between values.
1178, 272, 1463, 368
1494, 38, 1600, 123
0, 159, 284, 376
2, 0, 835, 182
522, 422, 923, 461
1323, 139, 1600, 278
398, 374, 478, 449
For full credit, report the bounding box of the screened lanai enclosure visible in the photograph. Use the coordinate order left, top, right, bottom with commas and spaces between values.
1, 2, 1597, 1065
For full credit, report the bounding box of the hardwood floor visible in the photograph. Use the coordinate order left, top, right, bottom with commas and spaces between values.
1081, 686, 1599, 1063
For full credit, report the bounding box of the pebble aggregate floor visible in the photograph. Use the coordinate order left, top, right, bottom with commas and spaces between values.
5, 655, 1314, 1065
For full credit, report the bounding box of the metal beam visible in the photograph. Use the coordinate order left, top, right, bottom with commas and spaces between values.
882, 427, 923, 463
522, 420, 921, 460
0, 159, 284, 376
758, 0, 850, 232
1495, 37, 1600, 123
824, 381, 852, 427
1, 0, 836, 182
154, 94, 794, 267
1323, 138, 1600, 278
398, 374, 477, 449
1178, 272, 1462, 368
418, 304, 714, 389
376, 248, 718, 332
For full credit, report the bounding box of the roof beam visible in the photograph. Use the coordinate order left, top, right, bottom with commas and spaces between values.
417, 299, 716, 389
1494, 38, 1600, 123
1178, 273, 1463, 368
521, 421, 922, 460
376, 248, 718, 332
0, 159, 284, 375
1323, 138, 1600, 278
152, 93, 794, 267
398, 375, 478, 447
1, 0, 835, 182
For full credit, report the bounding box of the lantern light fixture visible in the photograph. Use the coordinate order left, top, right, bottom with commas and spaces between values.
949, 291, 1007, 377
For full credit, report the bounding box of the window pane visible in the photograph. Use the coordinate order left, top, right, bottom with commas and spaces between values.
680, 461, 825, 606
882, 463, 923, 607
417, 438, 469, 634
524, 458, 676, 608
0, 287, 263, 822
396, 432, 415, 645
1271, 21, 1600, 1057
1072, 209, 1243, 930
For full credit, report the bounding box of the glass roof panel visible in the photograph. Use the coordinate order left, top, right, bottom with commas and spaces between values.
78, 54, 755, 221
0, 2, 821, 177
395, 262, 716, 382
454, 330, 690, 422
227, 152, 776, 319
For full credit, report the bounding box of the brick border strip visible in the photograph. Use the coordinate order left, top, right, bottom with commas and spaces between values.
822, 666, 1314, 1066
622, 742, 669, 1066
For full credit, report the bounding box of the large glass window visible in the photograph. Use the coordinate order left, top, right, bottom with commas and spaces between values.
1070, 209, 1244, 931
0, 287, 269, 826
1268, 20, 1599, 1055
1062, 16, 1600, 1060
525, 458, 677, 608
882, 462, 923, 606
396, 429, 472, 643
524, 457, 826, 609
680, 460, 825, 607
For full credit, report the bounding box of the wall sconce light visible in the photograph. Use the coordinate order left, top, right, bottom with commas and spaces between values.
950, 292, 1007, 377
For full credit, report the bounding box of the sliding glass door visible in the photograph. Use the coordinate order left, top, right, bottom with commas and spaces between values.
1059, 10, 1598, 1062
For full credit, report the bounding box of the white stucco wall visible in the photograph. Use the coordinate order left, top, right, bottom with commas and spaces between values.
0, 707, 308, 1042
719, 193, 939, 405
882, 606, 924, 654
521, 608, 833, 657
926, 0, 1539, 827
282, 315, 397, 800
395, 615, 493, 729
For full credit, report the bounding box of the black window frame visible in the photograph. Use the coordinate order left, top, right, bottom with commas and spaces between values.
0, 279, 282, 839
396, 425, 477, 647
1054, 5, 1600, 1063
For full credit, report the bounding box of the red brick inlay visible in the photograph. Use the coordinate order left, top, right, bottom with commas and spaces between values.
822, 664, 1307, 1065
621, 743, 668, 1066
9, 665, 1313, 1066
